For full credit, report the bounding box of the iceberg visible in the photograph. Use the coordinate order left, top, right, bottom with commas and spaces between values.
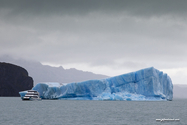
19, 67, 173, 101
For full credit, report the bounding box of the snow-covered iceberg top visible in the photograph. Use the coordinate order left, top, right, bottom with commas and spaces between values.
20, 67, 173, 101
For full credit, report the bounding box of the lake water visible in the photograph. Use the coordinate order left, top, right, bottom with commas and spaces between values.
0, 97, 186, 125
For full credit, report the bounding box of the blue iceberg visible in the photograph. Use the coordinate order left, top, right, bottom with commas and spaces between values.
19, 67, 173, 101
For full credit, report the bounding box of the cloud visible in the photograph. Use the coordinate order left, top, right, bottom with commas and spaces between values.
1, 0, 187, 17
0, 0, 187, 78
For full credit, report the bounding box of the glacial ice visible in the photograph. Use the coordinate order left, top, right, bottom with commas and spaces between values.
19, 67, 173, 101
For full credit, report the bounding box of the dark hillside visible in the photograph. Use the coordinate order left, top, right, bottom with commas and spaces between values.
0, 62, 33, 96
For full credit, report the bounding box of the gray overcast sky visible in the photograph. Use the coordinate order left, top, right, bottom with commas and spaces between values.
0, 0, 187, 84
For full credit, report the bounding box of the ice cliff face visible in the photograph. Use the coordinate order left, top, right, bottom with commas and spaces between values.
19, 67, 173, 101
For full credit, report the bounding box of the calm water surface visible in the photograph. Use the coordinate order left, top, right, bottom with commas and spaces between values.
0, 97, 186, 125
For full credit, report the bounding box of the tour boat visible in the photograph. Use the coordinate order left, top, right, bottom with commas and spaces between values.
22, 90, 41, 101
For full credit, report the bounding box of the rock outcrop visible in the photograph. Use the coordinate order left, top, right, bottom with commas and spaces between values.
0, 62, 33, 96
